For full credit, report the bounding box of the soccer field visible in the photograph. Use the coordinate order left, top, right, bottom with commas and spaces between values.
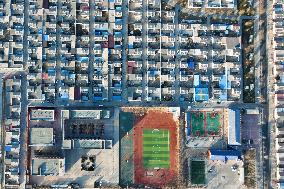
143, 129, 170, 169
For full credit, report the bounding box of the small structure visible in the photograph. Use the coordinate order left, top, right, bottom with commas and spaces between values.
245, 108, 259, 115
30, 109, 54, 121
71, 110, 102, 119
30, 128, 54, 146
208, 149, 241, 162
75, 139, 104, 149
62, 139, 112, 149
32, 158, 65, 176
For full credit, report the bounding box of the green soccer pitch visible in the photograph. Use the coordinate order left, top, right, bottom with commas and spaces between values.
143, 129, 170, 169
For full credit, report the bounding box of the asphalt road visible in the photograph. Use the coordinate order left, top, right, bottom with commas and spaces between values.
265, 0, 277, 188
18, 74, 28, 189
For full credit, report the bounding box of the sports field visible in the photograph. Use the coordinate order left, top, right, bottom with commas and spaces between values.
190, 111, 222, 137
132, 109, 179, 187
119, 112, 134, 186
206, 112, 220, 135
191, 112, 205, 136
143, 129, 170, 169
191, 160, 205, 184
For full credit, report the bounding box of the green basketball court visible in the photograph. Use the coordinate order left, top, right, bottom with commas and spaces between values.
206, 112, 220, 136
143, 129, 170, 169
191, 112, 205, 136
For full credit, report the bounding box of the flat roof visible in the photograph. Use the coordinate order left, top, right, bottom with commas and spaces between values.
32, 158, 64, 176
245, 109, 259, 115
74, 139, 104, 149
228, 109, 241, 145
70, 110, 101, 119
30, 109, 54, 121
30, 128, 53, 146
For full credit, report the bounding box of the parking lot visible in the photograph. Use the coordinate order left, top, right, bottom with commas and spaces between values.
206, 160, 246, 189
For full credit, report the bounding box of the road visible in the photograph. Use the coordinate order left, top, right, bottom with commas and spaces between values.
141, 0, 148, 101
174, 5, 180, 102
0, 74, 4, 188
55, 0, 63, 102
265, 0, 277, 188
89, 0, 95, 102
18, 74, 28, 189
253, 0, 266, 188
121, 0, 128, 103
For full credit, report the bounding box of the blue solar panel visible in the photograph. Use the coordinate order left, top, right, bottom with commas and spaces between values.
188, 62, 194, 69
94, 96, 103, 101
5, 146, 11, 152
112, 96, 122, 101
219, 75, 227, 89
195, 88, 209, 101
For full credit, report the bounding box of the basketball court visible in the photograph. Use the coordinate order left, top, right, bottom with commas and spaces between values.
190, 110, 223, 137
206, 112, 220, 136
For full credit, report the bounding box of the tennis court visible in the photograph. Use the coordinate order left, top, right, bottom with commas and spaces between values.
191, 112, 205, 136
206, 112, 220, 136
143, 129, 170, 169
191, 160, 206, 184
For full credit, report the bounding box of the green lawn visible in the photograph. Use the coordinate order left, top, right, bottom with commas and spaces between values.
143, 129, 170, 169
206, 112, 220, 136
191, 112, 205, 136
191, 160, 206, 184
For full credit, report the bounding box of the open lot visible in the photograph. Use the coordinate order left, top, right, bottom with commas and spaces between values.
206, 160, 245, 189
241, 114, 260, 146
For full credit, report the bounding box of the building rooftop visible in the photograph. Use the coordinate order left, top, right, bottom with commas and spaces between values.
228, 109, 241, 146
31, 158, 64, 176
30, 128, 53, 146
30, 109, 54, 121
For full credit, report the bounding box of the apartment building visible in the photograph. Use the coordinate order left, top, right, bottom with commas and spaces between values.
23, 0, 242, 104
0, 0, 24, 69
3, 77, 22, 187
188, 0, 235, 8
